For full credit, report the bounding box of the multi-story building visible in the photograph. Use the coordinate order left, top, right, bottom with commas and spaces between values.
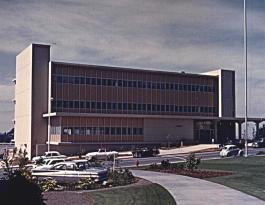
15, 44, 247, 158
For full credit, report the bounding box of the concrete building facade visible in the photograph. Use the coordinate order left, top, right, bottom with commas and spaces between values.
14, 44, 261, 158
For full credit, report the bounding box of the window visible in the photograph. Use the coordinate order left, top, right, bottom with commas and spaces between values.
133, 81, 137, 88
111, 127, 115, 135
183, 84, 187, 91
170, 83, 174, 90
57, 76, 63, 83
102, 79, 107, 86
74, 77, 80, 84
86, 78, 91, 84
128, 81, 133, 87
116, 127, 121, 135
179, 106, 183, 112
56, 101, 62, 108
157, 104, 161, 111
128, 103, 132, 110
128, 128, 132, 135
102, 102, 106, 109
133, 103, 137, 111
175, 84, 179, 90
67, 101, 72, 108
97, 102, 101, 109
74, 101, 79, 108
112, 103, 117, 110
63, 76, 69, 83
147, 82, 151, 89
118, 80, 123, 87
107, 79, 112, 86
123, 103, 127, 110
122, 128, 127, 135
179, 84, 183, 91
152, 104, 156, 112
80, 77, 85, 84
73, 128, 80, 135
192, 85, 196, 91
86, 102, 90, 109
80, 127, 85, 135
69, 76, 75, 84
63, 128, 72, 135
91, 102, 96, 109
63, 101, 69, 108
161, 105, 165, 112
147, 104, 151, 111
80, 101, 85, 109
105, 127, 109, 135
133, 128, 137, 135
86, 128, 91, 135
166, 105, 170, 112
170, 105, 174, 112
137, 104, 142, 111
107, 102, 111, 110
166, 83, 170, 90
142, 104, 146, 111
97, 78, 101, 85
137, 81, 142, 88
123, 80, 127, 87
157, 83, 161, 89
91, 78, 96, 85
175, 106, 178, 112
161, 83, 165, 90
118, 103, 122, 110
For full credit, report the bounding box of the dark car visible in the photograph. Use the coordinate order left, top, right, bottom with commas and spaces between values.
253, 138, 265, 148
132, 147, 159, 158
224, 139, 245, 149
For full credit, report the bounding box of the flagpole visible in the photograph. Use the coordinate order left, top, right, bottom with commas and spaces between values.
244, 0, 248, 157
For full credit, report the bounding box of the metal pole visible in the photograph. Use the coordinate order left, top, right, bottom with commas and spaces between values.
244, 0, 248, 157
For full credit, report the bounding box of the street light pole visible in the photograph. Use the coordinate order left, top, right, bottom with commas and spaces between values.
244, 0, 248, 157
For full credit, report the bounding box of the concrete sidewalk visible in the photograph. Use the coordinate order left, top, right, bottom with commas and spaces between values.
132, 170, 265, 205
159, 144, 219, 155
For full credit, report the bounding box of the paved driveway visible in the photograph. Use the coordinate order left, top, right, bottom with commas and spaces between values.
132, 170, 265, 205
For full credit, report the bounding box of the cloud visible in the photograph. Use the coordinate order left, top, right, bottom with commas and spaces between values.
0, 0, 265, 130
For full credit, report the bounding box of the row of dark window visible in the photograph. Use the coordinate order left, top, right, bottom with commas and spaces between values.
58, 127, 143, 136
52, 100, 216, 113
53, 75, 215, 93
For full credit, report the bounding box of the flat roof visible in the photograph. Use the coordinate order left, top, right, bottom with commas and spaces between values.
52, 61, 219, 79
43, 112, 265, 122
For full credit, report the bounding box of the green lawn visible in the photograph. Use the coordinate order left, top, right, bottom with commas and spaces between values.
199, 156, 265, 201
86, 183, 176, 205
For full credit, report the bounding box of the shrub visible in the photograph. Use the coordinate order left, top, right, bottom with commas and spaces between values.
149, 163, 159, 169
75, 177, 102, 190
108, 168, 135, 186
161, 160, 171, 169
38, 178, 63, 192
185, 153, 201, 171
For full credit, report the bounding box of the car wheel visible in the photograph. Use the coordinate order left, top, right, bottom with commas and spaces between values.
239, 151, 244, 157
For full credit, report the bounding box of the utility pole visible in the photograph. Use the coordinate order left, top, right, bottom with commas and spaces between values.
244, 0, 248, 157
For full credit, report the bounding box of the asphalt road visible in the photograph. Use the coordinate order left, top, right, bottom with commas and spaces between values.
117, 147, 265, 168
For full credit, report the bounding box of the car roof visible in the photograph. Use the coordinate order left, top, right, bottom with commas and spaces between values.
53, 161, 76, 166
225, 145, 236, 148
45, 151, 60, 154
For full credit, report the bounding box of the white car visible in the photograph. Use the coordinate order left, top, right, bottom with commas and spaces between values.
32, 161, 108, 183
220, 145, 244, 157
85, 149, 118, 161
32, 151, 67, 163
32, 158, 66, 170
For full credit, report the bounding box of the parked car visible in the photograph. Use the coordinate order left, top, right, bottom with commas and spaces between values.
85, 149, 118, 161
32, 151, 67, 163
32, 161, 108, 183
32, 158, 66, 170
252, 138, 265, 148
220, 145, 244, 157
132, 147, 159, 158
224, 139, 245, 149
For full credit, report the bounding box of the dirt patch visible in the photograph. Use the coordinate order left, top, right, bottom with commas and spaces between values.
147, 168, 233, 179
193, 148, 220, 153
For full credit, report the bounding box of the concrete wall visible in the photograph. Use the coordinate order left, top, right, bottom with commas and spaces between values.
143, 118, 194, 143
15, 44, 50, 158
31, 45, 50, 157
203, 69, 235, 117
15, 45, 33, 156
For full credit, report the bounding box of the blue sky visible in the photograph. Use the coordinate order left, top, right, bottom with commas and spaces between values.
0, 0, 265, 131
